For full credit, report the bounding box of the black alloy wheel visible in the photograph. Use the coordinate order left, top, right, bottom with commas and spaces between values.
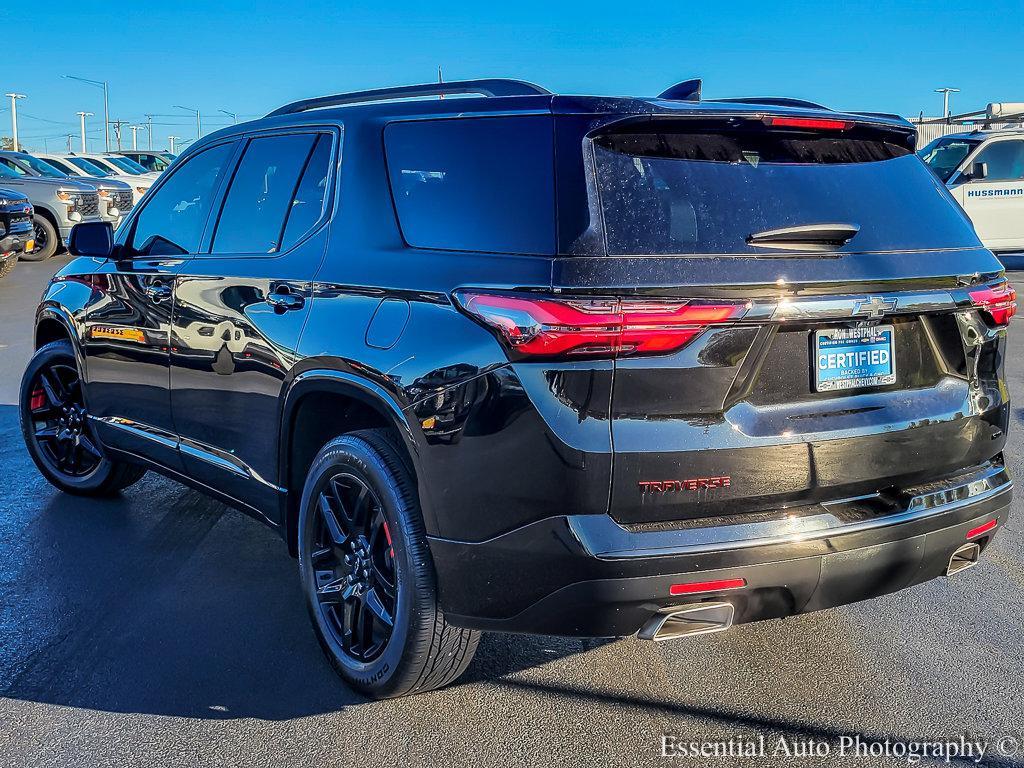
21, 215, 58, 261
310, 471, 398, 663
20, 340, 146, 495
25, 359, 103, 478
298, 430, 479, 698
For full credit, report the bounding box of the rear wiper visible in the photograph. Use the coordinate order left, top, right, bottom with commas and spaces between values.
747, 223, 860, 252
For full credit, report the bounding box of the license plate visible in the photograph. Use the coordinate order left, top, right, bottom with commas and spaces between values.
814, 325, 896, 392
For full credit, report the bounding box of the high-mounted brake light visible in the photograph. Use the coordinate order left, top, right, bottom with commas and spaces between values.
968, 283, 1016, 327
766, 116, 853, 131
455, 292, 749, 359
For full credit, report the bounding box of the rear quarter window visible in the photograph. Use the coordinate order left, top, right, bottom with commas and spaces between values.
384, 116, 555, 255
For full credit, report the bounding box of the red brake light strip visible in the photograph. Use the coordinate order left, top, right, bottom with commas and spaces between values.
457, 293, 749, 359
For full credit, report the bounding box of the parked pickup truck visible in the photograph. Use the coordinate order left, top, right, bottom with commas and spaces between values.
0, 161, 102, 261
30, 152, 149, 207
918, 112, 1024, 254
0, 151, 135, 229
117, 150, 175, 173
0, 188, 32, 279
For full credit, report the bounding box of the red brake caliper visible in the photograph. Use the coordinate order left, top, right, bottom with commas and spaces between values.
29, 389, 46, 411
383, 521, 394, 558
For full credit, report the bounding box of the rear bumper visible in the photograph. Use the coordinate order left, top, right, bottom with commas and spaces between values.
430, 461, 1011, 637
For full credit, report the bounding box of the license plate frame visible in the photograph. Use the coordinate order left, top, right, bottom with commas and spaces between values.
813, 324, 896, 392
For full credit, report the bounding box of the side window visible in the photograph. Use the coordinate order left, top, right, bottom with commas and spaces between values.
128, 142, 234, 256
0, 158, 27, 175
211, 133, 318, 254
280, 134, 333, 251
971, 141, 1024, 181
384, 116, 555, 254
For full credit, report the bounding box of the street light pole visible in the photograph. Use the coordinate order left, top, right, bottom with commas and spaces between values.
129, 125, 143, 150
168, 135, 179, 153
63, 75, 111, 151
218, 109, 236, 124
174, 105, 201, 140
935, 87, 960, 119
5, 93, 26, 151
77, 111, 93, 152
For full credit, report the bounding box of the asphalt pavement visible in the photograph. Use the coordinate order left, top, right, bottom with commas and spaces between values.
1, 256, 1023, 767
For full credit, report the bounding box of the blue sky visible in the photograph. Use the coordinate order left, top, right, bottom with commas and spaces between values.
2, 0, 1020, 152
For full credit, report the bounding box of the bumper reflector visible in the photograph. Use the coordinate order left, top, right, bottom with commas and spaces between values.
966, 519, 998, 539
669, 578, 746, 596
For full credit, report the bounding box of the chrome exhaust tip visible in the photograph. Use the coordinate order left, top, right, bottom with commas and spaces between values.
947, 542, 981, 577
638, 602, 735, 642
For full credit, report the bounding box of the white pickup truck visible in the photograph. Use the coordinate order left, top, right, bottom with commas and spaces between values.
918, 103, 1024, 254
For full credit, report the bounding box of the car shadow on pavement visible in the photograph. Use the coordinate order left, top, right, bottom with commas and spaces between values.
0, 404, 599, 721
491, 678, 1024, 768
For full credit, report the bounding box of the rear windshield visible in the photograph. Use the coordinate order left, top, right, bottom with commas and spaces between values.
385, 116, 555, 255
593, 123, 978, 255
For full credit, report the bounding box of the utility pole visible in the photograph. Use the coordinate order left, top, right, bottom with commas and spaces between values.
110, 119, 129, 151
438, 65, 444, 99
77, 111, 94, 152
65, 134, 74, 153
144, 114, 154, 149
63, 75, 110, 151
5, 93, 26, 151
174, 105, 201, 140
129, 125, 143, 150
935, 87, 960, 120
168, 135, 179, 153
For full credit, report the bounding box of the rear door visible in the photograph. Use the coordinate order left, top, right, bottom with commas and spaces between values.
551, 113, 1009, 526
169, 129, 337, 521
952, 138, 1024, 252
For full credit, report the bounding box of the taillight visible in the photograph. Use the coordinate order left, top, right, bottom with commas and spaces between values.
455, 292, 749, 359
968, 283, 1017, 327
765, 116, 853, 131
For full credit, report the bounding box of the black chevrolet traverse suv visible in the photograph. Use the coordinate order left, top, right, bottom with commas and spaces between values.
21, 79, 1014, 698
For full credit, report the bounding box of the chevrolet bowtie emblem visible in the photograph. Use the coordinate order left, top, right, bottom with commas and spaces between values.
852, 296, 897, 319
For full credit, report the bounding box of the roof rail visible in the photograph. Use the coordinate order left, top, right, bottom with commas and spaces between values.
710, 97, 831, 110
657, 79, 702, 102
266, 78, 551, 117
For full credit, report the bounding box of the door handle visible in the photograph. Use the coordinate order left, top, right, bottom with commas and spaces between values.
267, 286, 305, 313
144, 282, 172, 302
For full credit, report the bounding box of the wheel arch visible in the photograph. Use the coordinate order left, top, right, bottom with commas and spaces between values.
279, 369, 431, 556
31, 203, 61, 230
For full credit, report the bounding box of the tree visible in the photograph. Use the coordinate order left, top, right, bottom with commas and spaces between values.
0, 137, 14, 151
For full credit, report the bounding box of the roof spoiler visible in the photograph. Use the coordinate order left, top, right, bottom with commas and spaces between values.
266, 78, 551, 117
657, 79, 702, 102
850, 112, 915, 128
709, 97, 830, 110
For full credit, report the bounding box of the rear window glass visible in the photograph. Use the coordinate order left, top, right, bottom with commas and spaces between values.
593, 124, 977, 255
385, 116, 555, 255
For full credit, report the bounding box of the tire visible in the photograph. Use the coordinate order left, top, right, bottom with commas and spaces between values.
20, 340, 147, 496
0, 254, 14, 279
298, 429, 480, 698
21, 214, 59, 261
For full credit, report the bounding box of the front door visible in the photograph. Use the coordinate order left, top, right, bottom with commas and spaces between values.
82, 140, 237, 470
169, 130, 337, 522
